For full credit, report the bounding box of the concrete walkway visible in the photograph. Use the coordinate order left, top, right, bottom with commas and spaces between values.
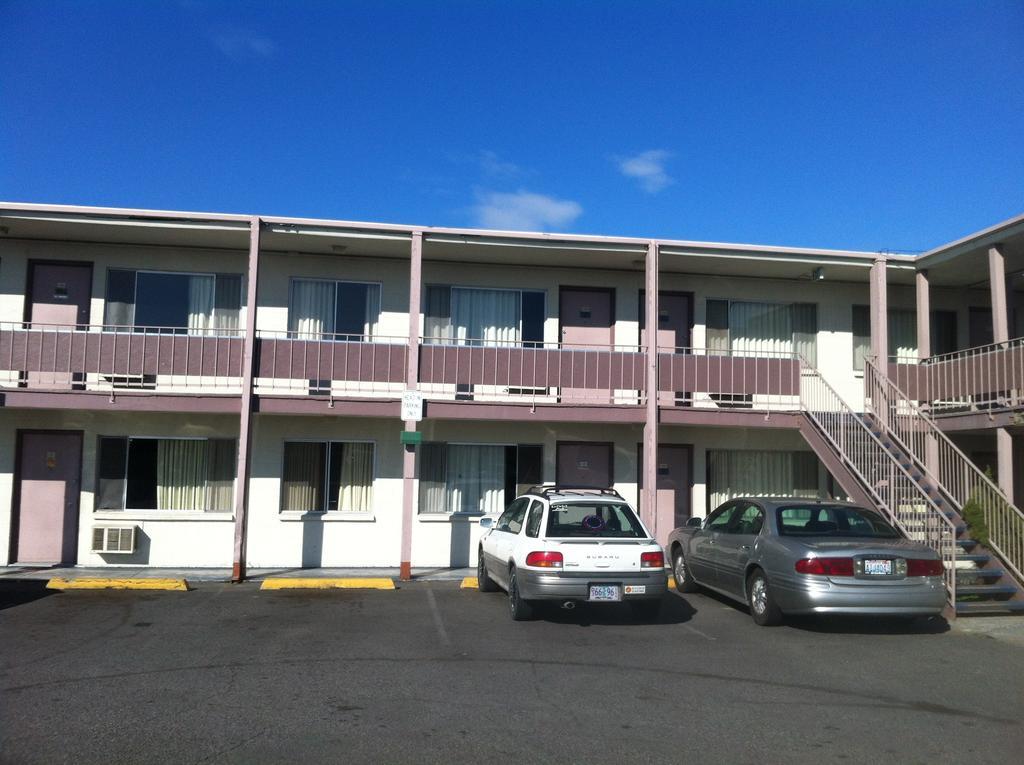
0, 565, 474, 582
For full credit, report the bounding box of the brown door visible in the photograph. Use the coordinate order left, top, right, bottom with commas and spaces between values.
26, 261, 92, 389
13, 431, 82, 565
638, 444, 693, 543
556, 441, 613, 488
560, 287, 614, 402
640, 291, 692, 405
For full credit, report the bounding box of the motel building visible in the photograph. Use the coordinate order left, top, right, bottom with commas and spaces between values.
1, 202, 1023, 614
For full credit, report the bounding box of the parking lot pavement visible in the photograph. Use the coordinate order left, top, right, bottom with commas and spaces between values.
2, 581, 1022, 765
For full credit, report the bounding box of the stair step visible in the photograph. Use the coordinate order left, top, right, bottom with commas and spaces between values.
955, 601, 1024, 615
956, 539, 978, 548
958, 553, 992, 564
956, 584, 1018, 598
956, 568, 1005, 579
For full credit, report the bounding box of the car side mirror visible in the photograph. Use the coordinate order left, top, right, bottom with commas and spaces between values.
686, 517, 703, 528
478, 517, 494, 529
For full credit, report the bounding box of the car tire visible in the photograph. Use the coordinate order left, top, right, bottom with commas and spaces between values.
629, 599, 661, 622
672, 548, 700, 593
508, 567, 534, 621
477, 550, 498, 592
747, 568, 783, 626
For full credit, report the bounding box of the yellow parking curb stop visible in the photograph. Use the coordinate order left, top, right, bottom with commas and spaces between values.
46, 577, 190, 591
461, 577, 478, 589
260, 577, 395, 590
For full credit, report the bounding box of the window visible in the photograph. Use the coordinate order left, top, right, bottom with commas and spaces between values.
545, 502, 646, 539
706, 450, 820, 512
425, 286, 544, 346
418, 443, 543, 515
706, 300, 816, 365
96, 437, 236, 511
525, 500, 544, 538
705, 504, 736, 529
852, 305, 931, 368
103, 269, 242, 334
281, 441, 374, 512
288, 279, 381, 340
496, 498, 530, 533
730, 503, 765, 535
777, 505, 900, 538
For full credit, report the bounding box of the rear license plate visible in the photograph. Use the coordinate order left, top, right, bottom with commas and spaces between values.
863, 559, 893, 576
623, 585, 646, 595
589, 585, 621, 601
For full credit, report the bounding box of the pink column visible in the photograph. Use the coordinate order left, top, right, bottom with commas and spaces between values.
399, 231, 423, 581
870, 257, 889, 366
232, 217, 261, 583
997, 427, 1014, 501
989, 244, 1009, 344
916, 269, 930, 361
642, 241, 659, 537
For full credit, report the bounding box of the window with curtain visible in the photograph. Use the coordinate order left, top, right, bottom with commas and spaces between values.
705, 300, 817, 365
424, 286, 544, 346
103, 270, 242, 335
288, 280, 382, 340
418, 443, 542, 514
281, 441, 374, 512
852, 305, 921, 369
96, 437, 236, 511
706, 449, 820, 512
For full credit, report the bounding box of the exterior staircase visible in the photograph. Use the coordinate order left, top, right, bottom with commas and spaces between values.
863, 359, 1024, 615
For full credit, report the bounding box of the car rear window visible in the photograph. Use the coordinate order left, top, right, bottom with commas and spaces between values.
545, 502, 646, 538
777, 505, 901, 538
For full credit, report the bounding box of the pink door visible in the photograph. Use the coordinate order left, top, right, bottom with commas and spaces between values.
559, 288, 614, 402
556, 442, 613, 488
640, 291, 692, 405
27, 262, 92, 389
638, 444, 693, 543
14, 431, 82, 564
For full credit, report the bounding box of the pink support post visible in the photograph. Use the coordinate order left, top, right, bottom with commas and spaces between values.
989, 244, 1009, 344
643, 241, 659, 536
870, 257, 889, 366
916, 270, 930, 361
232, 217, 261, 583
399, 231, 423, 581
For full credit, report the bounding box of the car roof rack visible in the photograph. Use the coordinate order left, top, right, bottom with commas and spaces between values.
525, 484, 624, 500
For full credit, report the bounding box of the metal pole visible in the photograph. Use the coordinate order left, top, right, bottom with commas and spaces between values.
643, 241, 660, 538
232, 216, 261, 583
399, 231, 423, 581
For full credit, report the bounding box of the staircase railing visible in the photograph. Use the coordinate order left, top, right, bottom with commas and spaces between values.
799, 362, 957, 601
865, 357, 1024, 584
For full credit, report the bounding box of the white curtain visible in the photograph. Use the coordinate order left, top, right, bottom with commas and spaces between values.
452, 288, 520, 346
282, 442, 324, 511
729, 302, 793, 357
363, 284, 382, 340
206, 439, 236, 512
446, 444, 505, 513
213, 275, 242, 336
157, 440, 208, 510
289, 280, 335, 338
708, 450, 819, 510
889, 309, 918, 364
337, 443, 373, 511
187, 275, 216, 335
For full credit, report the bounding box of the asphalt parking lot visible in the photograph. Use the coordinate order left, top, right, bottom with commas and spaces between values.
2, 581, 1023, 765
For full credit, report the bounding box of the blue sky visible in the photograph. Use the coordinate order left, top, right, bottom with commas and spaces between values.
2, 1, 1022, 251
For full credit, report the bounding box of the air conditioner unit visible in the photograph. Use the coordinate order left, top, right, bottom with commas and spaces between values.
91, 525, 137, 554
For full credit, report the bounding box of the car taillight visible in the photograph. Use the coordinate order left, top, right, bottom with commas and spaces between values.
525, 551, 563, 568
795, 557, 854, 576
641, 551, 664, 569
906, 558, 944, 577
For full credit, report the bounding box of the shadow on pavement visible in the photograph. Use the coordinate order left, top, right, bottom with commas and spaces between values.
533, 593, 697, 626
0, 580, 55, 611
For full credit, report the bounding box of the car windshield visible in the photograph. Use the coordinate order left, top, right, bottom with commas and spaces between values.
545, 502, 647, 538
777, 505, 901, 538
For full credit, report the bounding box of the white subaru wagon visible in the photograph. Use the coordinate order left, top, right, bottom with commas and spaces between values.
477, 485, 668, 620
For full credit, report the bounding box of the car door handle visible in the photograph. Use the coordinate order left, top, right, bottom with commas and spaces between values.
740, 545, 751, 551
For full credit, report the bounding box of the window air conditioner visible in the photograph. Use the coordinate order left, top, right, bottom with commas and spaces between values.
91, 526, 137, 554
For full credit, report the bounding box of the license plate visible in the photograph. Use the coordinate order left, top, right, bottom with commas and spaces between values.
623, 585, 646, 595
589, 585, 621, 601
864, 559, 893, 576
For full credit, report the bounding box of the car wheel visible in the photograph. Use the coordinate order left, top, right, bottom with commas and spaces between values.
508, 567, 534, 621
672, 548, 699, 593
747, 569, 783, 626
629, 599, 661, 622
477, 550, 498, 592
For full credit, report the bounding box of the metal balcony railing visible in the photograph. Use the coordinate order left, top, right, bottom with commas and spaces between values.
658, 347, 802, 411
889, 337, 1024, 417
0, 322, 244, 393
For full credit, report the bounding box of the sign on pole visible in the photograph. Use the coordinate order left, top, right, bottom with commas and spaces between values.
401, 390, 424, 422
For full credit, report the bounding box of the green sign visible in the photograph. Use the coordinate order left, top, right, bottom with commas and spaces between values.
400, 430, 423, 445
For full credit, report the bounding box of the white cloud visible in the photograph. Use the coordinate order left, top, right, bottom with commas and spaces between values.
212, 30, 276, 60
478, 150, 522, 179
473, 190, 583, 232
616, 150, 673, 193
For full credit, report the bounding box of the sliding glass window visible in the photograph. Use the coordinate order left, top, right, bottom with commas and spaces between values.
288, 280, 382, 340
281, 441, 375, 512
418, 443, 543, 514
425, 286, 544, 347
705, 300, 816, 365
706, 450, 820, 512
103, 269, 242, 334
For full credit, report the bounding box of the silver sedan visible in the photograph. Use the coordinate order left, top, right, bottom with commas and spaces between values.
665, 498, 947, 625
